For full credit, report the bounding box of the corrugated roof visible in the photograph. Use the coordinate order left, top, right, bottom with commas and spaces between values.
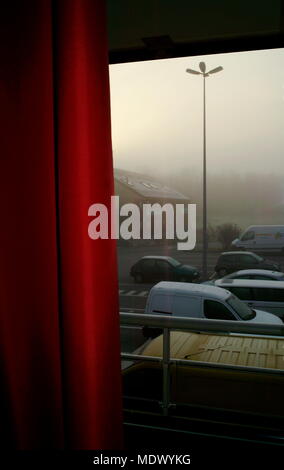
114, 168, 189, 201
142, 331, 284, 370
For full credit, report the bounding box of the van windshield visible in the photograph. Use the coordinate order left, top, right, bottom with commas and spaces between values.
226, 294, 255, 321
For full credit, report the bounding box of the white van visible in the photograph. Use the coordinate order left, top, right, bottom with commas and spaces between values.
231, 225, 284, 252
145, 281, 282, 324
215, 278, 284, 320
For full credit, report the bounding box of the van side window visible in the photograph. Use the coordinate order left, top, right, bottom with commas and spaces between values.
204, 300, 236, 320
253, 288, 284, 302
228, 287, 253, 300
271, 289, 284, 302
252, 287, 271, 301
241, 231, 255, 241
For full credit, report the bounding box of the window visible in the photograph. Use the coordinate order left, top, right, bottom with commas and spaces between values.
227, 295, 255, 320
253, 287, 284, 302
167, 257, 181, 267
204, 300, 236, 320
239, 255, 257, 264
155, 260, 172, 271
253, 254, 264, 262
221, 255, 236, 264
141, 259, 155, 270
228, 287, 253, 300
110, 47, 284, 368
241, 231, 255, 241
271, 289, 284, 302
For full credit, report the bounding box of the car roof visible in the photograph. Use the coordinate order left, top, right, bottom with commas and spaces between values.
220, 251, 256, 256
140, 255, 176, 261
150, 281, 230, 300
226, 269, 283, 277
216, 278, 284, 288
246, 225, 284, 228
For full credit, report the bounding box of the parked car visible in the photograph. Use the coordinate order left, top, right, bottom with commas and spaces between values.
144, 281, 282, 324
207, 269, 284, 283
214, 278, 284, 320
214, 251, 281, 277
231, 225, 284, 253
130, 256, 199, 283
222, 268, 284, 281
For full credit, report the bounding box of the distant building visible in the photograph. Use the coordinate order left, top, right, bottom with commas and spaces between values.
114, 168, 189, 206
114, 168, 190, 245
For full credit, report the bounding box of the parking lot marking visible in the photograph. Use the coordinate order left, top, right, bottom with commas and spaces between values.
125, 290, 137, 296
119, 289, 149, 297
137, 290, 149, 297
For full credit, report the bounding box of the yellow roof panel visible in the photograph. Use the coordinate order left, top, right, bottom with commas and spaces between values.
141, 331, 284, 370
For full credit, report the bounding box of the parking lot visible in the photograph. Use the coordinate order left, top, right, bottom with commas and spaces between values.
118, 243, 284, 307
118, 244, 284, 352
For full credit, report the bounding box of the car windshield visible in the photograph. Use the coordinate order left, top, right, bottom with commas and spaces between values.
167, 257, 181, 267
226, 294, 255, 321
253, 254, 264, 262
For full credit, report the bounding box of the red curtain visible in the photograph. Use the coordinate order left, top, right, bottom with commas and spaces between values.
0, 0, 122, 449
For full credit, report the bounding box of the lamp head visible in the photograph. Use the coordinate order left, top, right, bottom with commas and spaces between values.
208, 66, 223, 75
186, 68, 201, 75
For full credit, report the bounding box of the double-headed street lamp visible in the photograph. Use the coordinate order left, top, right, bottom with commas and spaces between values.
186, 62, 223, 280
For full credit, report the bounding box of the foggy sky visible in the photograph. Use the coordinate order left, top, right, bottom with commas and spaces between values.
109, 48, 284, 178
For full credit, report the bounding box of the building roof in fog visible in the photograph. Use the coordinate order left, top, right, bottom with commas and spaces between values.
114, 168, 189, 201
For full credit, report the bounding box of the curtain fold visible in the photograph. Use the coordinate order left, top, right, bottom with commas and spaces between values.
0, 0, 122, 449
53, 0, 122, 449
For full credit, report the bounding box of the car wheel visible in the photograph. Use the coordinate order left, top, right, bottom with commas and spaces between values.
134, 273, 143, 283
179, 276, 188, 282
218, 268, 227, 277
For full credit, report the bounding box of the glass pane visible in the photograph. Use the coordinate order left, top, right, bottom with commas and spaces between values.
110, 47, 284, 360
229, 287, 253, 300
204, 300, 236, 320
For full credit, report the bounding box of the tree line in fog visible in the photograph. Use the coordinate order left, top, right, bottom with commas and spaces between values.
156, 169, 283, 229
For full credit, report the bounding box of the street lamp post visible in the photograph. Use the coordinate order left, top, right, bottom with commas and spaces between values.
186, 62, 223, 280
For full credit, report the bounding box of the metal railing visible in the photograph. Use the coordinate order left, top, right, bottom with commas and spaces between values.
120, 312, 284, 416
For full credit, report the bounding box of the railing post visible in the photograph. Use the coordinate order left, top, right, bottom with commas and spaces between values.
162, 327, 171, 416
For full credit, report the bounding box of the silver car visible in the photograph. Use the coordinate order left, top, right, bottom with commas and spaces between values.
220, 269, 284, 281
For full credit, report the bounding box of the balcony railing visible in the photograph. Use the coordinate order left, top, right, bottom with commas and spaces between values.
120, 312, 284, 416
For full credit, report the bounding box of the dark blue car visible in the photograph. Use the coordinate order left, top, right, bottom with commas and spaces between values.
130, 256, 200, 283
